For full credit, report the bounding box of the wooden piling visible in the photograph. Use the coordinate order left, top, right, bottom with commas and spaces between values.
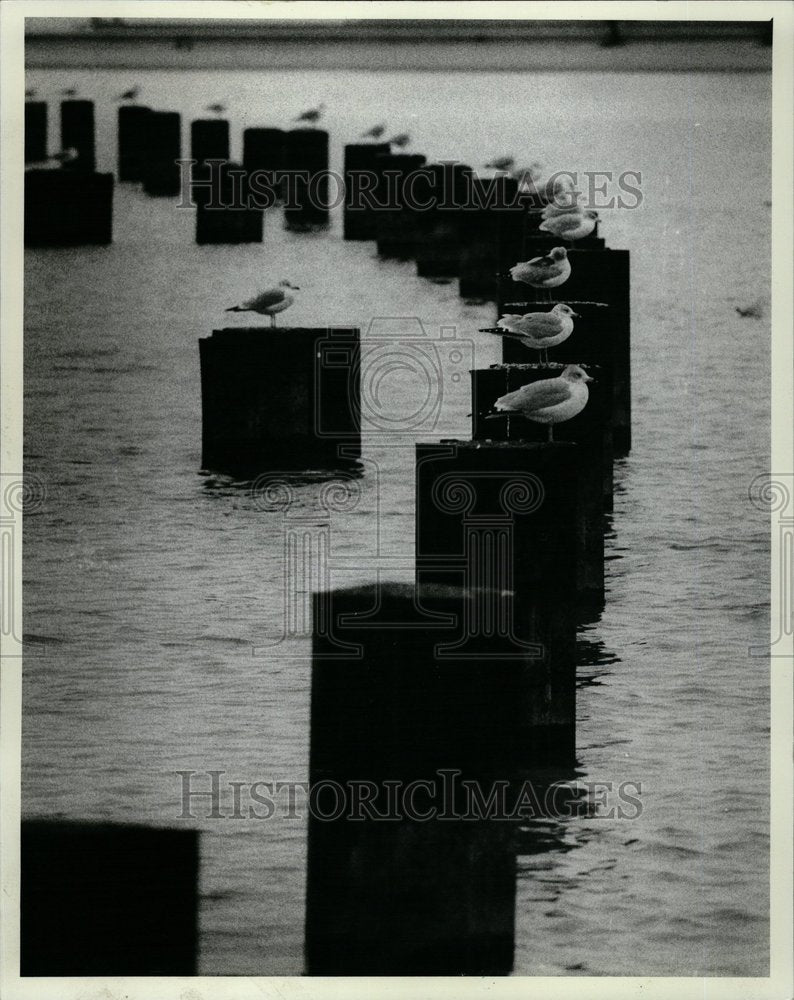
343, 142, 391, 240
415, 162, 473, 278
497, 249, 631, 456
242, 127, 285, 202
141, 111, 182, 197
25, 101, 47, 163
190, 118, 230, 165
199, 327, 360, 476
25, 170, 113, 246
306, 581, 519, 975
195, 162, 263, 244
21, 820, 198, 975
470, 367, 607, 606
117, 105, 151, 182
415, 439, 578, 761
459, 176, 525, 300
60, 99, 95, 172
373, 152, 428, 258
284, 128, 330, 229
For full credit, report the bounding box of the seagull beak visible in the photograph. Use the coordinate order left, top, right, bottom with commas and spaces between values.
572, 311, 581, 318
585, 375, 595, 383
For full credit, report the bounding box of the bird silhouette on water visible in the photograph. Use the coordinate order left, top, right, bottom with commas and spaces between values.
294, 103, 325, 124
361, 123, 387, 139
117, 86, 140, 101
205, 103, 227, 114
225, 281, 300, 327
486, 364, 593, 441
60, 87, 78, 98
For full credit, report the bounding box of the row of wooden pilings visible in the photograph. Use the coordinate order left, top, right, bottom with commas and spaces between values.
198, 237, 629, 973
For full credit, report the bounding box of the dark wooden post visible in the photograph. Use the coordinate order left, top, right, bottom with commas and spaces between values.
373, 152, 428, 258
306, 581, 518, 975
415, 440, 579, 762
117, 105, 151, 182
25, 170, 113, 246
141, 111, 182, 197
190, 118, 229, 165
25, 101, 47, 163
243, 126, 285, 203
21, 820, 198, 975
470, 366, 607, 606
415, 162, 473, 278
284, 128, 330, 229
199, 327, 360, 476
496, 249, 631, 455
195, 162, 263, 244
343, 142, 391, 240
459, 176, 526, 300
60, 99, 95, 172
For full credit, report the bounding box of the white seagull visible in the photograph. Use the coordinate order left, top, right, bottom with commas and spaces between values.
225, 281, 300, 327
510, 247, 571, 289
539, 210, 598, 241
491, 303, 579, 362
486, 364, 593, 441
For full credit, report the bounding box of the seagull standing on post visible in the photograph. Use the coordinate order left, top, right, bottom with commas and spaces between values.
225, 281, 300, 327
361, 123, 387, 139
539, 210, 598, 241
510, 247, 571, 290
484, 303, 580, 363
486, 364, 593, 441
388, 133, 411, 149
294, 103, 325, 124
117, 86, 140, 101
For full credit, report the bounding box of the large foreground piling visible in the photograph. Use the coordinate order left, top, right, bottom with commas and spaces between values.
343, 142, 391, 239
199, 327, 360, 475
459, 176, 525, 300
117, 105, 151, 182
25, 102, 48, 163
21, 820, 198, 975
374, 152, 428, 258
498, 249, 631, 455
190, 118, 230, 166
141, 111, 182, 196
243, 127, 285, 203
25, 170, 113, 246
415, 440, 579, 760
60, 99, 95, 172
284, 128, 330, 228
470, 367, 608, 605
306, 581, 520, 975
415, 162, 473, 278
194, 162, 264, 244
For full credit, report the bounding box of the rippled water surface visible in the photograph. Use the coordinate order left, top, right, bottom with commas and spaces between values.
22, 67, 771, 976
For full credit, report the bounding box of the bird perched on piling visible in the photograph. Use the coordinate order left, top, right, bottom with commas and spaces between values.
205, 102, 227, 114
485, 155, 515, 172
486, 364, 593, 441
510, 248, 571, 289
25, 88, 36, 99
539, 210, 598, 241
388, 133, 411, 148
486, 303, 580, 362
225, 281, 300, 327
60, 87, 78, 97
117, 86, 140, 101
512, 161, 544, 190
361, 123, 387, 139
294, 103, 325, 124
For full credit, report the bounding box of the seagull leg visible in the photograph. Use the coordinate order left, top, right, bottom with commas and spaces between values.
270, 314, 276, 328
547, 425, 554, 443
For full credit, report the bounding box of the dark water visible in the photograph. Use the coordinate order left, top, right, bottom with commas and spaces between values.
23, 68, 771, 975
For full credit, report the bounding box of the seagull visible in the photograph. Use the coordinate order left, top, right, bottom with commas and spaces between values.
205, 102, 227, 114
294, 103, 325, 124
485, 155, 515, 172
225, 281, 300, 327
388, 132, 411, 148
486, 364, 593, 441
117, 87, 140, 101
25, 88, 36, 99
539, 210, 598, 241
736, 300, 763, 319
485, 304, 580, 363
361, 123, 387, 139
512, 161, 544, 190
61, 87, 78, 98
510, 247, 571, 289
